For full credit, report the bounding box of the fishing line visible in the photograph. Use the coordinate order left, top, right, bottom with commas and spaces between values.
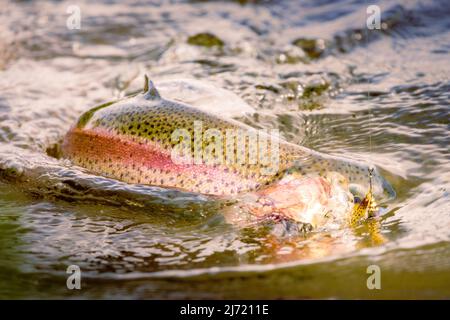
365, 1, 374, 186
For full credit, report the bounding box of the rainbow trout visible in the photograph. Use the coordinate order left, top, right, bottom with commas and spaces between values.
62, 76, 394, 228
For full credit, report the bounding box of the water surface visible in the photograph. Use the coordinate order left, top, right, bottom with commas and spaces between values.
0, 0, 449, 299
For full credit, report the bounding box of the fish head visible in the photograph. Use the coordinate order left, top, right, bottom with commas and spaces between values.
367, 166, 396, 201
345, 161, 396, 203
312, 154, 395, 203
292, 152, 396, 205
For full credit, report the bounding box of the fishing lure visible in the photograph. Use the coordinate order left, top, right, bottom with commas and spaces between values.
351, 168, 378, 225
351, 168, 386, 245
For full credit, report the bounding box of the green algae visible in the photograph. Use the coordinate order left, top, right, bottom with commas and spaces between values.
187, 33, 224, 47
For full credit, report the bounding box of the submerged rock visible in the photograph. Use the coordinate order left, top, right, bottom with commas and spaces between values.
292, 38, 326, 60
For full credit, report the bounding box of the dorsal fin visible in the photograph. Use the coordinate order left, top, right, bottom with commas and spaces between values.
143, 74, 161, 100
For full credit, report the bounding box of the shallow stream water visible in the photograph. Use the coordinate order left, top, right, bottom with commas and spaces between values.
0, 0, 449, 298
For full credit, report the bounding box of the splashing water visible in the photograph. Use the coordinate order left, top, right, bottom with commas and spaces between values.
0, 0, 449, 299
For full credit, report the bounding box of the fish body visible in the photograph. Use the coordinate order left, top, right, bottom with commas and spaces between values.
62, 77, 394, 225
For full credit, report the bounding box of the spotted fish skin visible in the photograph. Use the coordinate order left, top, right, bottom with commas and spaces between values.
62, 77, 393, 199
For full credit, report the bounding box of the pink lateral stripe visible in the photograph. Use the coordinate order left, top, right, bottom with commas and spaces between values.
63, 127, 239, 181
